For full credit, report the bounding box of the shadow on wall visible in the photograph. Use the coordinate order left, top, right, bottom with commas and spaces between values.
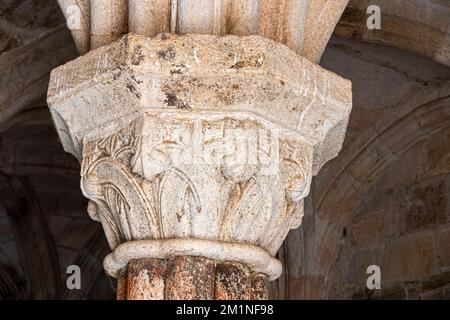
271, 36, 450, 300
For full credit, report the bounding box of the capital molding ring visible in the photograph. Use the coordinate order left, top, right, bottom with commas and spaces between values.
103, 239, 282, 281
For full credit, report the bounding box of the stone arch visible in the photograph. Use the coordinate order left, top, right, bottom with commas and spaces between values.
314, 84, 450, 298
0, 115, 113, 299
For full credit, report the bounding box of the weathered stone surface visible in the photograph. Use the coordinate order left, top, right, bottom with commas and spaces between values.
117, 256, 267, 300
56, 0, 90, 54
56, 0, 349, 62
127, 259, 167, 300
116, 269, 128, 300
46, 33, 351, 294
42, 0, 356, 300
48, 33, 351, 172
303, 0, 349, 62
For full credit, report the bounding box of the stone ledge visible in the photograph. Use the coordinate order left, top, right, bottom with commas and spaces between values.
47, 33, 352, 174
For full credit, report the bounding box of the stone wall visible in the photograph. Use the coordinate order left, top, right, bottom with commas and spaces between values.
271, 36, 450, 299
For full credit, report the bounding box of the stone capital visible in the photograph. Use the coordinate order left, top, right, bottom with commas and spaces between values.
47, 33, 352, 281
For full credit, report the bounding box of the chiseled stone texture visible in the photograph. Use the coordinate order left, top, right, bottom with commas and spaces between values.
57, 0, 349, 63
47, 33, 351, 172
47, 33, 352, 281
119, 256, 268, 300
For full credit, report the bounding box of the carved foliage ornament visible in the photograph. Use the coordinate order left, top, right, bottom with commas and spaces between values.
82, 115, 311, 256
47, 34, 352, 280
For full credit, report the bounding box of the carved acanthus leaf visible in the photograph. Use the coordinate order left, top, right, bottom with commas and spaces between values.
80, 115, 311, 255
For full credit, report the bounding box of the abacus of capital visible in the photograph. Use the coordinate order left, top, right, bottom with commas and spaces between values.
49, 0, 352, 300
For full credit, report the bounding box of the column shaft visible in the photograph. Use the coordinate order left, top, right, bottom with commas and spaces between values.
117, 256, 268, 300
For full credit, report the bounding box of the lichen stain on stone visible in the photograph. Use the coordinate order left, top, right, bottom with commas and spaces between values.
170, 64, 186, 75
230, 55, 265, 69
170, 68, 182, 75
215, 263, 250, 299
216, 91, 233, 105
157, 46, 177, 61
126, 83, 142, 99
130, 73, 143, 84
131, 45, 145, 66
164, 92, 190, 110
123, 256, 268, 300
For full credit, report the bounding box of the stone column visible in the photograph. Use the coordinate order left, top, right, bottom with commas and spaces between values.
117, 257, 267, 300
47, 33, 351, 300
